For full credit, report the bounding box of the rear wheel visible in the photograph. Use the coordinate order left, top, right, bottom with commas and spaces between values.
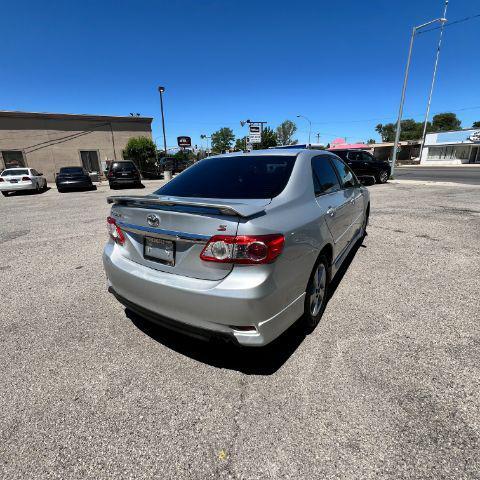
377, 169, 389, 183
303, 255, 329, 331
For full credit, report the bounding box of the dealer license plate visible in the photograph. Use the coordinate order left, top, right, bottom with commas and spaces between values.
144, 237, 175, 266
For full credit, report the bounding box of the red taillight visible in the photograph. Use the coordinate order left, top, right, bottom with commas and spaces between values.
200, 234, 285, 264
22, 176, 31, 181
108, 170, 113, 178
107, 216, 125, 245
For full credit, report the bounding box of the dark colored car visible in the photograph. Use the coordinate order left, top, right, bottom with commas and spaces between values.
56, 166, 95, 193
328, 149, 391, 184
107, 161, 142, 189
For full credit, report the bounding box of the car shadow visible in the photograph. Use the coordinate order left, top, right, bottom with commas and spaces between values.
58, 185, 97, 193
6, 187, 51, 196
126, 239, 365, 375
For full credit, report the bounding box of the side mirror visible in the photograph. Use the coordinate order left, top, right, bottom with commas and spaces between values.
358, 175, 375, 186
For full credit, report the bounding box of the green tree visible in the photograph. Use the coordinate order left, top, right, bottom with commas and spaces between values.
432, 112, 461, 132
375, 119, 426, 142
234, 137, 247, 151
366, 138, 376, 144
123, 136, 157, 173
211, 127, 235, 153
472, 121, 480, 128
276, 120, 298, 146
255, 126, 277, 149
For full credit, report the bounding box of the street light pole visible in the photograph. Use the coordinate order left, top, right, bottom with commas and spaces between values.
158, 86, 167, 156
391, 15, 447, 177
297, 115, 312, 145
419, 0, 449, 162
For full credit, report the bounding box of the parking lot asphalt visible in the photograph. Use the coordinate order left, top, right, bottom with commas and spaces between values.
1, 181, 479, 479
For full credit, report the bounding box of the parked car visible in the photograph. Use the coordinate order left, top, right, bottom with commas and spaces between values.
107, 161, 142, 189
328, 149, 390, 183
56, 166, 95, 192
103, 149, 370, 347
0, 168, 47, 196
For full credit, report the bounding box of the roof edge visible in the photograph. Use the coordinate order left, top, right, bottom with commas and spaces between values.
0, 110, 153, 122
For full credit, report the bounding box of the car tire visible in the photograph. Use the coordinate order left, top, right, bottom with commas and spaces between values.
303, 254, 330, 331
377, 169, 389, 184
57, 187, 64, 193
2, 191, 10, 197
361, 205, 370, 239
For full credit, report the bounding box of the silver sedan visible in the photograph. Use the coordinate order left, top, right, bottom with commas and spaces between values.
103, 149, 370, 347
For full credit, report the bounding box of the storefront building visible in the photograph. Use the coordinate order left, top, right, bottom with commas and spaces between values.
0, 111, 153, 181
421, 129, 480, 165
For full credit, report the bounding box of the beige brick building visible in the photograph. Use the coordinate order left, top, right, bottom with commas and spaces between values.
0, 111, 153, 181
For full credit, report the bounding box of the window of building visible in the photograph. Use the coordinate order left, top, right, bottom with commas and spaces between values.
2, 150, 26, 169
428, 145, 472, 160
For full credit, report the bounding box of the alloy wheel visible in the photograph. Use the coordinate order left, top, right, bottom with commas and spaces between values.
310, 263, 327, 316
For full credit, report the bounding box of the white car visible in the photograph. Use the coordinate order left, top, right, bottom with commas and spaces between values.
0, 168, 48, 196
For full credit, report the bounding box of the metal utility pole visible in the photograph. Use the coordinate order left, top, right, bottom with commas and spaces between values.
391, 14, 447, 177
297, 115, 312, 145
158, 86, 168, 155
419, 0, 449, 162
316, 133, 321, 144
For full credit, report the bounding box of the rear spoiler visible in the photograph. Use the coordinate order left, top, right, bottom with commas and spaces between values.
107, 195, 265, 218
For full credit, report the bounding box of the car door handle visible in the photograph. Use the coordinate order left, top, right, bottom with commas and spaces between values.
326, 207, 335, 217
350, 198, 355, 205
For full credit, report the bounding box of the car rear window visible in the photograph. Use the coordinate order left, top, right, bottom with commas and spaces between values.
330, 150, 347, 160
1, 169, 29, 176
111, 162, 137, 172
155, 155, 296, 199
59, 167, 84, 174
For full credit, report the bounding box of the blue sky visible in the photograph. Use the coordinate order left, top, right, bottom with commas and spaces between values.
1, 0, 479, 148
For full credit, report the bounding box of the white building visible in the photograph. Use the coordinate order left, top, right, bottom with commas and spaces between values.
421, 128, 480, 165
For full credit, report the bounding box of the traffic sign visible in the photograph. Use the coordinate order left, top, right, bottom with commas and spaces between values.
249, 124, 262, 144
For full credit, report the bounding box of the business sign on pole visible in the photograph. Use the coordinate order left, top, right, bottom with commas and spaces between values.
177, 136, 192, 148
249, 124, 262, 144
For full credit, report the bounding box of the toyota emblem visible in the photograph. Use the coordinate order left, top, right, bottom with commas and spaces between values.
146, 214, 160, 227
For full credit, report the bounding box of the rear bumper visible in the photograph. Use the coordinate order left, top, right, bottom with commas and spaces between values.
57, 179, 92, 187
103, 243, 304, 346
0, 182, 35, 191
109, 178, 139, 185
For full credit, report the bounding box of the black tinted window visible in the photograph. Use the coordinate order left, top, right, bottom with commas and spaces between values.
59, 167, 84, 174
331, 150, 347, 160
330, 157, 358, 188
311, 156, 340, 195
155, 155, 296, 199
360, 152, 374, 162
111, 162, 137, 172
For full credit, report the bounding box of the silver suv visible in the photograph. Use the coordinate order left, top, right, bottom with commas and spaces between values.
103, 149, 370, 346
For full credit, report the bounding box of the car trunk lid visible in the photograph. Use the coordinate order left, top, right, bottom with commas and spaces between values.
108, 195, 271, 280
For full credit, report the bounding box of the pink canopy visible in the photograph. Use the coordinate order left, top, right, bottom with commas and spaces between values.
328, 143, 370, 150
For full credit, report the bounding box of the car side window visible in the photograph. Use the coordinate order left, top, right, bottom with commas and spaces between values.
311, 156, 341, 196
330, 157, 358, 189
30, 169, 38, 176
360, 152, 373, 163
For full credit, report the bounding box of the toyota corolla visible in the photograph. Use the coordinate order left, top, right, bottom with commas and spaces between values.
103, 149, 370, 346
